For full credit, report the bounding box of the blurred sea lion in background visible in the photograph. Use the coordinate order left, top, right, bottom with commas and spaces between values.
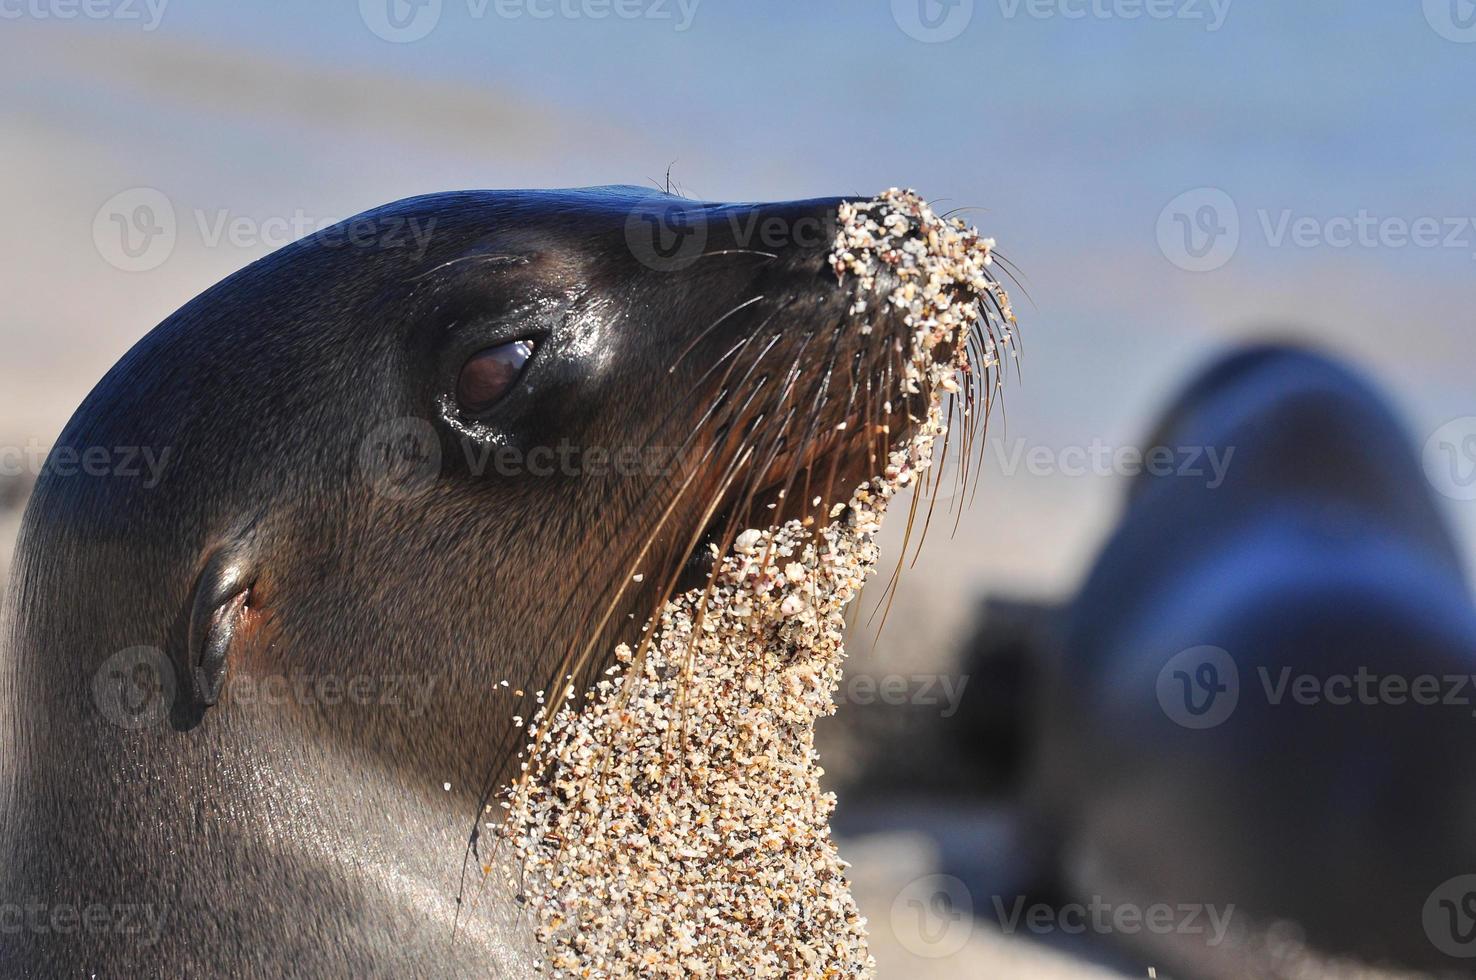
971, 344, 1476, 978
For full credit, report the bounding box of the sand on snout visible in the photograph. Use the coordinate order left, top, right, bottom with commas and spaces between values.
493, 189, 1016, 978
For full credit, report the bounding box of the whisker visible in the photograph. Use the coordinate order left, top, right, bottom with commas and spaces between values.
910, 391, 954, 568
405, 252, 529, 283
668, 295, 766, 374
696, 249, 779, 261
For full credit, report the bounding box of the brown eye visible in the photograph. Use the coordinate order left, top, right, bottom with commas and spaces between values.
456, 339, 535, 413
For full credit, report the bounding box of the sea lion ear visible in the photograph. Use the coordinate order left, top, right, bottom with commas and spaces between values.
183, 539, 257, 714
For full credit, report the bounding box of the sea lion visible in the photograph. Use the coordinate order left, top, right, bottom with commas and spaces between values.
0, 187, 995, 976
995, 344, 1476, 976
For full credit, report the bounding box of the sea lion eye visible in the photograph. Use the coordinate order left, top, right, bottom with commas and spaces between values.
456, 339, 535, 413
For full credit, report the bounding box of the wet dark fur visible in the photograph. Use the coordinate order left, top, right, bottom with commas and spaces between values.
0, 187, 1005, 975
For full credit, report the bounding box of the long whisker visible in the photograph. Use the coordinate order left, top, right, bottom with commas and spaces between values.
619, 331, 785, 677
769, 321, 849, 532
668, 295, 766, 374
696, 249, 779, 261
405, 252, 529, 283
563, 329, 786, 697
910, 391, 954, 568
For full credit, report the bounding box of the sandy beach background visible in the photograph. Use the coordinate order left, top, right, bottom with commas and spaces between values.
3, 6, 1473, 975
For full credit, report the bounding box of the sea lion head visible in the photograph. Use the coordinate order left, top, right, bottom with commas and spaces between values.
1, 187, 1005, 973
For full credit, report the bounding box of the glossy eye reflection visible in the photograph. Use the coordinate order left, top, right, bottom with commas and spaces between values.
456, 339, 536, 414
